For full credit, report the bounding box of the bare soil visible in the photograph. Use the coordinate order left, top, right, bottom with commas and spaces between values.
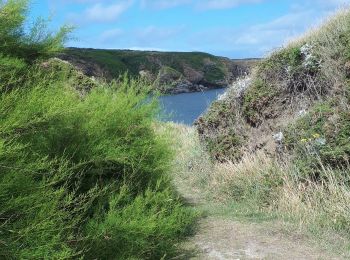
174, 179, 344, 260
178, 217, 341, 260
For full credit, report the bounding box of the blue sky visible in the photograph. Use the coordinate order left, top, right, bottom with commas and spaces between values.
29, 0, 348, 58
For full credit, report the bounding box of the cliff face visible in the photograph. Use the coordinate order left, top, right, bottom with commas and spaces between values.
60, 48, 258, 94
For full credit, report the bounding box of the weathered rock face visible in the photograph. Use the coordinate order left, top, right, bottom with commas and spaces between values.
183, 65, 204, 83
60, 48, 258, 94
58, 53, 106, 79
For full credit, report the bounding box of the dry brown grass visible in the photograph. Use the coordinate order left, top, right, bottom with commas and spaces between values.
210, 149, 350, 235
165, 123, 350, 248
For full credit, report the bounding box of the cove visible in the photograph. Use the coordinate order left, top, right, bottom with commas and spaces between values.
159, 88, 226, 125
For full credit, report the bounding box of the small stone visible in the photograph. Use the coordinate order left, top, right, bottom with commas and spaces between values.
298, 109, 307, 117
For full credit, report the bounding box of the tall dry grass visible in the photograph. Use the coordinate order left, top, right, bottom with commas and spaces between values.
215, 153, 350, 233
168, 123, 350, 254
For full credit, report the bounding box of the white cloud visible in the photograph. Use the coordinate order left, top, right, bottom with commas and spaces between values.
140, 0, 191, 9
86, 1, 133, 22
188, 5, 336, 58
65, 0, 348, 58
94, 25, 185, 49
140, 0, 265, 10
100, 28, 124, 42
62, 0, 114, 3
69, 1, 133, 23
196, 0, 264, 10
134, 26, 185, 45
315, 0, 349, 7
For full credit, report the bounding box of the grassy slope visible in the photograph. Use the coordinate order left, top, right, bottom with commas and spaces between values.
197, 9, 350, 164
65, 48, 223, 76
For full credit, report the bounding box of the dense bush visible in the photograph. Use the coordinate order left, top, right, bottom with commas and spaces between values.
242, 79, 277, 126
284, 101, 350, 178
0, 70, 198, 259
0, 1, 197, 259
85, 186, 196, 259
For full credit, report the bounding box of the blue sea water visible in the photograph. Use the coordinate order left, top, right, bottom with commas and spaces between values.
158, 88, 226, 125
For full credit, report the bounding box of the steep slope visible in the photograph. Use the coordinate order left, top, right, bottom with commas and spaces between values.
196, 9, 350, 170
60, 48, 257, 94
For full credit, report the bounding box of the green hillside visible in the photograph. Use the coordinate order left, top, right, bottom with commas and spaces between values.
61, 48, 257, 93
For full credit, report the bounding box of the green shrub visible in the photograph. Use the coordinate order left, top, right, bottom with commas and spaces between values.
0, 75, 197, 259
197, 100, 244, 161
206, 131, 242, 161
85, 185, 197, 259
257, 46, 301, 78
0, 2, 197, 258
0, 0, 72, 62
242, 79, 277, 126
203, 65, 225, 82
0, 54, 27, 91
284, 101, 350, 178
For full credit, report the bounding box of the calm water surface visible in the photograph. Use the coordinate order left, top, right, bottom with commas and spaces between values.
159, 88, 226, 125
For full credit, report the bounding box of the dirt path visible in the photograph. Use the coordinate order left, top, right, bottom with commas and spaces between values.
180, 217, 341, 260
169, 124, 346, 260
175, 182, 343, 259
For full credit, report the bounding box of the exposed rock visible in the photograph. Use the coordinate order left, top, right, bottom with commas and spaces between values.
139, 70, 153, 81
58, 53, 106, 79
183, 65, 204, 83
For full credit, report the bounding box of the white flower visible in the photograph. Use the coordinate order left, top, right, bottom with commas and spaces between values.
300, 43, 321, 70
217, 76, 252, 101
273, 132, 284, 143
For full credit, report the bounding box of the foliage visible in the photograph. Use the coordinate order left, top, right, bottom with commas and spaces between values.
0, 0, 72, 62
0, 53, 27, 91
0, 1, 197, 259
203, 65, 226, 82
242, 79, 277, 126
0, 67, 198, 259
197, 99, 244, 162
284, 101, 350, 177
85, 185, 196, 259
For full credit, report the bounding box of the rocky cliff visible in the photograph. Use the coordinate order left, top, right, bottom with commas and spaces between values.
60, 48, 258, 94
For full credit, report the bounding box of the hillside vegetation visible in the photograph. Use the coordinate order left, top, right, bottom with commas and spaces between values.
61, 48, 257, 94
195, 8, 350, 249
0, 1, 197, 259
